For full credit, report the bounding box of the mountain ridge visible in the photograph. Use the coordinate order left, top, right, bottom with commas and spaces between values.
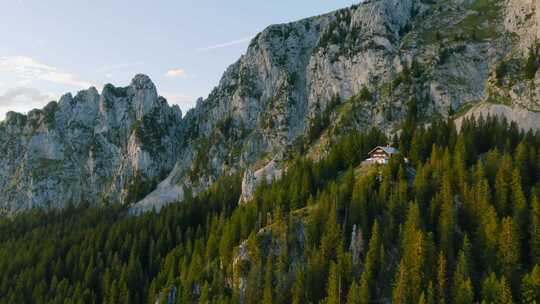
0, 0, 539, 214
0, 74, 182, 213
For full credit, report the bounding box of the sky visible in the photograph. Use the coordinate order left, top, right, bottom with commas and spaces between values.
0, 0, 358, 120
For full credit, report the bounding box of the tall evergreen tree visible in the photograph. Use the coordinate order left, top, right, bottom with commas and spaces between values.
437, 252, 447, 304
439, 174, 455, 261
530, 195, 540, 265
521, 265, 540, 303
498, 217, 521, 280
262, 256, 273, 304
325, 262, 342, 304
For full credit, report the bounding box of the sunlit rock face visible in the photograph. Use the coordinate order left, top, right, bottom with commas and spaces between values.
134, 0, 539, 211
1, 0, 539, 214
0, 74, 182, 214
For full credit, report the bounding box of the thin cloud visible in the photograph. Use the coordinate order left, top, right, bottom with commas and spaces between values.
165, 69, 188, 78
0, 56, 95, 88
95, 61, 145, 73
196, 36, 254, 52
0, 87, 54, 106
0, 87, 56, 120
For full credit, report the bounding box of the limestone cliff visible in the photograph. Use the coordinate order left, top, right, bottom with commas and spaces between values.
0, 75, 182, 214
134, 0, 540, 211
1, 0, 538, 214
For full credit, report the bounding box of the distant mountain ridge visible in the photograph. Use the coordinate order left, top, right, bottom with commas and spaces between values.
0, 0, 539, 214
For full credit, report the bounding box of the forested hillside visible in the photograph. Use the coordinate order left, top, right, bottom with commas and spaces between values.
1, 111, 540, 303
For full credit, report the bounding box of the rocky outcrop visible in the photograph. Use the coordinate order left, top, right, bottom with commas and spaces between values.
504, 0, 539, 51
135, 0, 539, 211
1, 0, 538, 214
238, 158, 284, 204
0, 75, 182, 214
132, 0, 419, 211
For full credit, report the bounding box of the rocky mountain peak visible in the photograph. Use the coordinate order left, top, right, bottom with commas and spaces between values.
0, 75, 183, 214
129, 74, 157, 91
1, 0, 539, 215
133, 0, 540, 213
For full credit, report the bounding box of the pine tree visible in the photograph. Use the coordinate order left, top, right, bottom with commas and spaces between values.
498, 217, 521, 279
453, 278, 474, 304
244, 259, 262, 304
358, 220, 380, 303
481, 272, 500, 303
511, 168, 528, 237
418, 292, 426, 304
439, 174, 455, 261
346, 281, 361, 304
521, 265, 540, 303
500, 276, 513, 303
426, 281, 435, 304
523, 44, 540, 79
321, 202, 341, 262
262, 257, 273, 304
400, 204, 427, 303
530, 195, 540, 265
437, 252, 447, 304
452, 237, 472, 303
292, 266, 306, 304
453, 136, 468, 196
326, 261, 342, 304
199, 282, 210, 304
357, 277, 370, 304
495, 155, 512, 216
392, 261, 408, 304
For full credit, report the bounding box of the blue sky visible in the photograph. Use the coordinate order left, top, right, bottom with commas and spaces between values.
0, 0, 357, 119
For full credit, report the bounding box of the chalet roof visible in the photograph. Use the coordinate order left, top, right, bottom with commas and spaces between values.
368, 146, 399, 156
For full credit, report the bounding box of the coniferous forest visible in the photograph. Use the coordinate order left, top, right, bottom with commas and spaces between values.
1, 113, 540, 303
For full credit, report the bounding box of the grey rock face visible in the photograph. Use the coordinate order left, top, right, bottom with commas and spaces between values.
133, 0, 418, 211
0, 75, 182, 214
238, 158, 284, 205
135, 0, 540, 211
504, 0, 539, 50
1, 0, 539, 214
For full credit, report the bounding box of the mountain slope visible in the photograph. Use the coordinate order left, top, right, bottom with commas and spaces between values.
0, 0, 538, 214
134, 0, 540, 212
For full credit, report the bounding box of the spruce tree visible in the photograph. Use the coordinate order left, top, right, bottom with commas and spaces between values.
511, 168, 528, 237
346, 281, 361, 304
495, 155, 512, 216
199, 282, 210, 304
439, 174, 455, 262
437, 252, 447, 304
452, 237, 472, 303
392, 261, 408, 304
521, 265, 540, 303
499, 276, 513, 304
326, 261, 341, 304
530, 195, 540, 265
292, 266, 306, 304
498, 217, 521, 280
481, 272, 500, 303
262, 257, 273, 304
358, 220, 380, 303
